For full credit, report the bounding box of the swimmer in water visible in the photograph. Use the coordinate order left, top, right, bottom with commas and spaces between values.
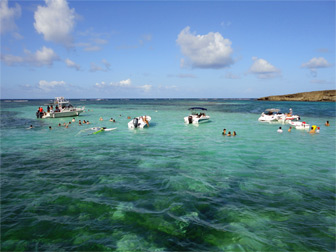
309, 126, 316, 134
233, 131, 237, 136
288, 126, 292, 132
325, 121, 330, 126
277, 127, 283, 133
222, 129, 226, 136
227, 131, 231, 136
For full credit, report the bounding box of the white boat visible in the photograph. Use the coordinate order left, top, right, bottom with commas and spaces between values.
36, 97, 85, 118
278, 108, 300, 122
128, 116, 151, 129
258, 109, 282, 122
293, 121, 310, 130
258, 108, 300, 122
184, 107, 210, 124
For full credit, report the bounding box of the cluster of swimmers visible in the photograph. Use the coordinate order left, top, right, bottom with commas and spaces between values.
46, 116, 121, 130
222, 128, 237, 136
277, 120, 330, 134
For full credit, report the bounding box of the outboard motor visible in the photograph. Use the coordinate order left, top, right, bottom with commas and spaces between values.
133, 118, 139, 128
188, 116, 193, 124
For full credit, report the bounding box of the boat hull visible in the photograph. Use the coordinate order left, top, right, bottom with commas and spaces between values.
128, 116, 151, 129
184, 115, 210, 124
43, 109, 84, 118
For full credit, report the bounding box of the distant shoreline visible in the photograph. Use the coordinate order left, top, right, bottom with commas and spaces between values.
258, 90, 336, 102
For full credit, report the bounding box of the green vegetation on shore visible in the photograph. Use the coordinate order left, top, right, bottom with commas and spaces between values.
258, 90, 336, 102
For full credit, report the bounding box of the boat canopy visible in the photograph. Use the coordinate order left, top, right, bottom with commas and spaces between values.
265, 108, 280, 112
188, 107, 207, 111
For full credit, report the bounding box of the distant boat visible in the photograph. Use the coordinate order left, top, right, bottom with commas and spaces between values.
184, 107, 210, 124
36, 97, 85, 119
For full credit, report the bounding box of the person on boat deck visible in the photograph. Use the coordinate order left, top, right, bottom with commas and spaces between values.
39, 107, 43, 113
325, 121, 330, 126
222, 129, 226, 135
277, 127, 283, 133
227, 131, 231, 136
309, 126, 316, 134
143, 116, 149, 125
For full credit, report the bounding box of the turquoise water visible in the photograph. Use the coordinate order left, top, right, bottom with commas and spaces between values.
1, 99, 335, 251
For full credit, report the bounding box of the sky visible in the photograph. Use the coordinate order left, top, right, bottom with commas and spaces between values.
0, 0, 335, 99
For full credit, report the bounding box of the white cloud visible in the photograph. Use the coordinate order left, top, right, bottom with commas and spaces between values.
0, 0, 21, 34
138, 84, 152, 92
249, 57, 280, 79
95, 79, 151, 91
77, 29, 110, 52
176, 26, 234, 69
95, 81, 106, 88
65, 58, 80, 71
301, 57, 330, 69
90, 59, 111, 72
1, 46, 59, 66
110, 78, 132, 87
38, 80, 66, 90
34, 0, 76, 47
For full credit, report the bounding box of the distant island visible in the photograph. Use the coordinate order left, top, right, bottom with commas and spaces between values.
258, 90, 336, 102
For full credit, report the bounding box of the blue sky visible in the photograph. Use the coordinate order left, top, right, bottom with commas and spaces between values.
1, 0, 335, 99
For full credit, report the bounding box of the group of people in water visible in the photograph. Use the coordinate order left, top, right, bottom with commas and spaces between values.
277, 120, 330, 134
222, 128, 237, 137
46, 116, 120, 130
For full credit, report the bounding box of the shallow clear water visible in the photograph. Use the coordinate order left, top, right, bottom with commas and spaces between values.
1, 99, 335, 251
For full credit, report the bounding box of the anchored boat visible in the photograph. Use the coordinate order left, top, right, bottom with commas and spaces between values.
128, 116, 151, 129
184, 107, 210, 124
258, 108, 300, 123
36, 97, 85, 119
